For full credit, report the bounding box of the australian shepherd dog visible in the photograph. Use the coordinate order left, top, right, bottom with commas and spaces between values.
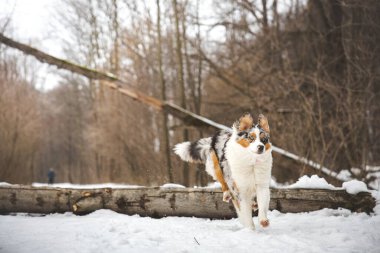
174, 113, 272, 229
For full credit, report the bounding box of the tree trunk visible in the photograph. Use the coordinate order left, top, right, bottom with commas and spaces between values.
172, 0, 190, 186
0, 185, 375, 218
156, 0, 173, 183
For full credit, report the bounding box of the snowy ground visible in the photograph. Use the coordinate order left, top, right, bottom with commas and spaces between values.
1, 176, 380, 253
1, 208, 380, 253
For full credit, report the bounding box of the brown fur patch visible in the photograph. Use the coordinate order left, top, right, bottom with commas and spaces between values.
238, 114, 254, 131
265, 143, 271, 150
258, 114, 270, 133
237, 139, 250, 148
211, 150, 229, 192
250, 132, 256, 140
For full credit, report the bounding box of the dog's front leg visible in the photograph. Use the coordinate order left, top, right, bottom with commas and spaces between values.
236, 194, 255, 229
256, 183, 270, 228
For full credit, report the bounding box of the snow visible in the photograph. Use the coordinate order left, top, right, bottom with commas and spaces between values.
372, 191, 380, 215
0, 182, 12, 187
31, 183, 187, 189
367, 167, 380, 191
160, 183, 186, 189
336, 167, 380, 190
1, 208, 379, 253
277, 175, 371, 196
336, 170, 352, 182
1, 177, 380, 252
5, 175, 374, 196
342, 180, 368, 194
31, 183, 142, 189
282, 175, 336, 190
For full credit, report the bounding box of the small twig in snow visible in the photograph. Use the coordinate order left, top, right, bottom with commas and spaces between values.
194, 237, 200, 245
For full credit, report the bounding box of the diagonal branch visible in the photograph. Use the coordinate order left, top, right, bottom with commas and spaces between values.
0, 33, 346, 185
0, 33, 210, 127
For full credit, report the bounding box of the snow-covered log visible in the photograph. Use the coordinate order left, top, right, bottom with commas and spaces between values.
0, 185, 375, 218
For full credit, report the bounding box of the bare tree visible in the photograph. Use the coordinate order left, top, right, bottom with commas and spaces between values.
172, 0, 190, 186
156, 0, 174, 182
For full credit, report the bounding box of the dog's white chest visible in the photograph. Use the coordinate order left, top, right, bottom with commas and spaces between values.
226, 140, 273, 191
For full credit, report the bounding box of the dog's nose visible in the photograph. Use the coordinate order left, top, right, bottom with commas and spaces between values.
258, 145, 264, 152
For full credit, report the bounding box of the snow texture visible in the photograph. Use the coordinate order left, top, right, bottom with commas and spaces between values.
336, 170, 352, 182
7, 175, 374, 196
160, 183, 186, 188
337, 167, 380, 190
31, 183, 142, 189
1, 208, 379, 253
278, 176, 370, 195
1, 177, 380, 252
284, 175, 336, 190
372, 191, 380, 215
342, 180, 368, 194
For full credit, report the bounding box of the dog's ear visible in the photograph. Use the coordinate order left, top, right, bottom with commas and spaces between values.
234, 113, 254, 131
258, 114, 270, 133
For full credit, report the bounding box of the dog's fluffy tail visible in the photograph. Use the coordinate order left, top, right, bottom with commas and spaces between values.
174, 137, 212, 163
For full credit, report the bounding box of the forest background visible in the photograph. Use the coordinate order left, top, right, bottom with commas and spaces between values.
0, 0, 378, 187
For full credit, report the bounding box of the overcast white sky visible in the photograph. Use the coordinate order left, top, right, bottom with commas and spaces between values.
0, 0, 220, 91
0, 0, 62, 52
0, 0, 63, 90
0, 0, 290, 91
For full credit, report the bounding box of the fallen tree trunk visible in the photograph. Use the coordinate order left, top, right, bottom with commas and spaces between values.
0, 185, 375, 218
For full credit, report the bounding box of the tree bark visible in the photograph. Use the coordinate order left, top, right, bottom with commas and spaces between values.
172, 0, 190, 186
0, 185, 375, 218
156, 0, 173, 183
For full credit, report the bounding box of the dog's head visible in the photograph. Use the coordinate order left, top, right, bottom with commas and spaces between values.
232, 113, 271, 154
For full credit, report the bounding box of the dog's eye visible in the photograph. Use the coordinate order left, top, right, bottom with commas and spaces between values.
237, 132, 245, 137
259, 132, 269, 144
248, 134, 255, 142
261, 136, 269, 144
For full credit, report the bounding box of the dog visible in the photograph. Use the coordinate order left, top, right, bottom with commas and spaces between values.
174, 113, 272, 229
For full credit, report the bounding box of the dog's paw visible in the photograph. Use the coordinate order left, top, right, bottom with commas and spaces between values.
260, 219, 270, 228
223, 191, 232, 202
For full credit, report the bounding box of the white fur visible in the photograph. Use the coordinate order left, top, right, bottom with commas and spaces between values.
225, 129, 273, 229
173, 142, 193, 162
175, 126, 272, 229
174, 137, 212, 163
